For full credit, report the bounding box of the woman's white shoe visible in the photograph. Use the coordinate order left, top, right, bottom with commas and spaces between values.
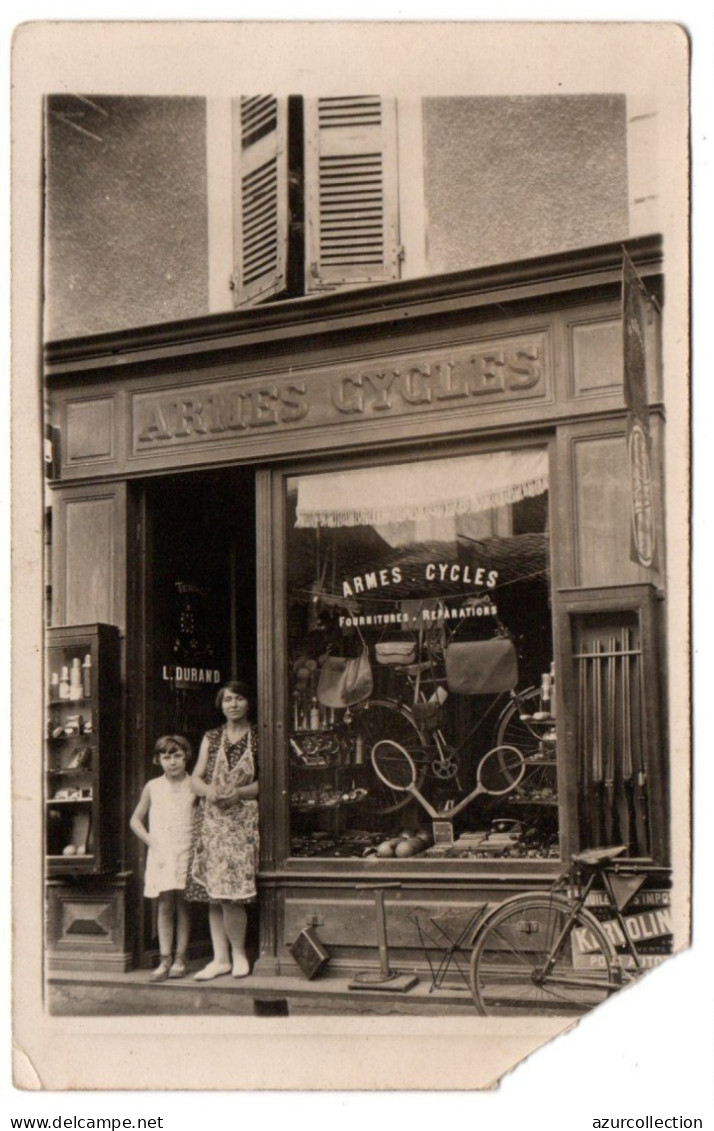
193, 961, 232, 981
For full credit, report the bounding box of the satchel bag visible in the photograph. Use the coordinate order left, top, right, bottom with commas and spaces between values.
444, 636, 519, 695
317, 646, 373, 708
374, 640, 417, 666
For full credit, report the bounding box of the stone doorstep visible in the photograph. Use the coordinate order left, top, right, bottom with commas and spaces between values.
47, 966, 477, 1016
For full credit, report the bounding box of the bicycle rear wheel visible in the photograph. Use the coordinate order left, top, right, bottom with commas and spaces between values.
348, 699, 428, 815
470, 893, 618, 1016
495, 687, 551, 759
495, 688, 557, 795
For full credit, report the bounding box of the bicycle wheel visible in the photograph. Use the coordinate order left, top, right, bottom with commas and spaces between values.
495, 688, 557, 793
495, 687, 545, 756
348, 699, 428, 815
470, 893, 618, 1016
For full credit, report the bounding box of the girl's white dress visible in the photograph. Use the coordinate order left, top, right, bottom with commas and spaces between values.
143, 775, 195, 897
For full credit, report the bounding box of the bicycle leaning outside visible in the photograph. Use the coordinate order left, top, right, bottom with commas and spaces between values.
468, 844, 672, 1016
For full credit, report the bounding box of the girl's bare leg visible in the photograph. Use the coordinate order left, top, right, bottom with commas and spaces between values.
156, 890, 175, 958
150, 892, 174, 980
175, 892, 191, 959
168, 893, 191, 977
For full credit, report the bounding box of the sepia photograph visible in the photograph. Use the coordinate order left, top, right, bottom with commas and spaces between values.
9, 16, 697, 1096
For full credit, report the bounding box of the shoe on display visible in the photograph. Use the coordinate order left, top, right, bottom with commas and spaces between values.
168, 959, 187, 979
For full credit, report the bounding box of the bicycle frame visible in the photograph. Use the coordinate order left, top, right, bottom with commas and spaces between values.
480, 858, 666, 994
530, 869, 635, 993
391, 676, 532, 770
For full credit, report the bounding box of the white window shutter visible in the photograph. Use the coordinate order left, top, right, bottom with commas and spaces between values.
305, 96, 400, 291
232, 96, 289, 307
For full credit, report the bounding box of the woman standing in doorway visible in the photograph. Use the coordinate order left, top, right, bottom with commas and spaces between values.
185, 681, 259, 979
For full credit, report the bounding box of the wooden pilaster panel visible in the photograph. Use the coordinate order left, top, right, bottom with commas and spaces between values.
556, 418, 663, 592
51, 482, 127, 631
255, 469, 279, 872
255, 469, 284, 972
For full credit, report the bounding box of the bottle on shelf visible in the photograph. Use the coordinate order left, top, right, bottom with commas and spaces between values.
82, 653, 92, 698
540, 671, 552, 715
309, 698, 321, 730
58, 665, 71, 700
292, 690, 301, 732
50, 671, 60, 699
69, 657, 83, 701
354, 734, 365, 765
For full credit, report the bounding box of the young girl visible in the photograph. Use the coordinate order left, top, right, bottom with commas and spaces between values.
130, 735, 196, 981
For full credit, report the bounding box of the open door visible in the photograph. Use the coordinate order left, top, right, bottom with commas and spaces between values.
128, 467, 257, 965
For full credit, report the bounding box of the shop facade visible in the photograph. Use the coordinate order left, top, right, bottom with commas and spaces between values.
43, 235, 672, 985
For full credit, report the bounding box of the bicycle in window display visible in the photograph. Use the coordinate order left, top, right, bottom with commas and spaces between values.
336, 599, 557, 819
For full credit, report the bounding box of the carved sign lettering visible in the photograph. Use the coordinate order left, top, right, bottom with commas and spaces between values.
133, 337, 546, 450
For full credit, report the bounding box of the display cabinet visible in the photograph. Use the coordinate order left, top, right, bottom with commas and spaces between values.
45, 623, 122, 875
289, 723, 378, 857
559, 584, 668, 862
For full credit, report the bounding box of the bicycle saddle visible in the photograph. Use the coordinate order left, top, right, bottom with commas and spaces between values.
393, 661, 435, 675
572, 845, 628, 868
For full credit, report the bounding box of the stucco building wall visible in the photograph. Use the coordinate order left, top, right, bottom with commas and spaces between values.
44, 96, 209, 341
422, 96, 629, 273
44, 94, 631, 341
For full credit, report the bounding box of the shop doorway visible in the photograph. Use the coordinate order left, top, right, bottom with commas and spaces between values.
129, 466, 257, 965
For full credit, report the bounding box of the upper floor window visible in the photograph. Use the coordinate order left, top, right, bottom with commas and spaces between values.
232, 95, 400, 307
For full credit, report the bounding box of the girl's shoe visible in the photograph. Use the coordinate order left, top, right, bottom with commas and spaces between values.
149, 961, 170, 983
193, 960, 232, 981
168, 958, 187, 979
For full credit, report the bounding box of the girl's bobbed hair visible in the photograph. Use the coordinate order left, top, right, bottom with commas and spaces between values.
153, 734, 193, 766
215, 680, 253, 715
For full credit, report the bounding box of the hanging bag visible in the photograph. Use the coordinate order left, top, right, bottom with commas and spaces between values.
317, 646, 373, 708
444, 635, 518, 695
374, 640, 417, 666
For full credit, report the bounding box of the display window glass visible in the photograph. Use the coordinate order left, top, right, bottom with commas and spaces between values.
285, 448, 557, 862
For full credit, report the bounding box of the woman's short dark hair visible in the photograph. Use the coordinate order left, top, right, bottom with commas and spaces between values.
215, 680, 253, 714
153, 734, 193, 766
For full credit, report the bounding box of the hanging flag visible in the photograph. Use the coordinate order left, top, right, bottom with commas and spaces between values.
622, 249, 657, 569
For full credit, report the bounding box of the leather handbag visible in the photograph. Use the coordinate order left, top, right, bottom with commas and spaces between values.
374, 640, 417, 666
444, 636, 519, 695
317, 646, 373, 708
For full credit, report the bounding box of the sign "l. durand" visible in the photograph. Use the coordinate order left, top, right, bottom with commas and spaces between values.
133, 336, 546, 448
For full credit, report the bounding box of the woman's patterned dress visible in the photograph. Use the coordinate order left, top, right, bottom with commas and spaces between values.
185, 726, 259, 904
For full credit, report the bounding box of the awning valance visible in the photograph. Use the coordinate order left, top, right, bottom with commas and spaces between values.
295, 449, 548, 529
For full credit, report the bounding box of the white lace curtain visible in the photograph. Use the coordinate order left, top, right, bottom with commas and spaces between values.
295, 449, 548, 529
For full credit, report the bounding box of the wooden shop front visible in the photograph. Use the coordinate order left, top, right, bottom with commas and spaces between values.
43, 235, 672, 983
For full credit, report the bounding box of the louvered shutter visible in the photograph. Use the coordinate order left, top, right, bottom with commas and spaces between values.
305, 96, 400, 291
232, 96, 289, 306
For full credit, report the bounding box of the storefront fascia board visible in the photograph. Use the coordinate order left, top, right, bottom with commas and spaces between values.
46, 325, 661, 486
45, 238, 663, 487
